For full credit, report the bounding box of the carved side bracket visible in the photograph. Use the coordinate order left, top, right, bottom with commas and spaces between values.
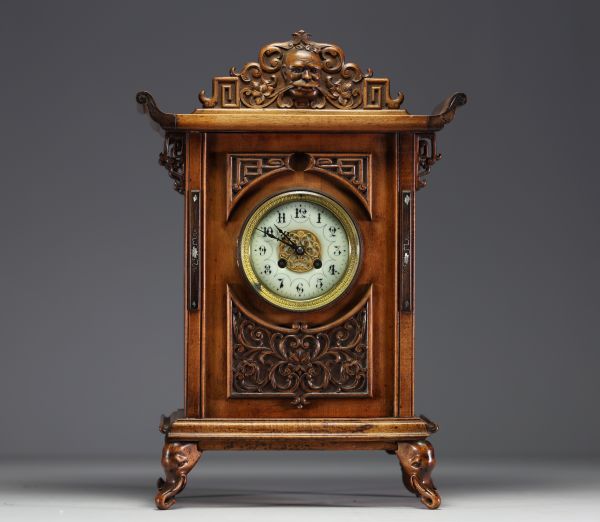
227, 153, 371, 218
159, 133, 186, 194
199, 30, 405, 110
416, 134, 440, 191
229, 287, 371, 408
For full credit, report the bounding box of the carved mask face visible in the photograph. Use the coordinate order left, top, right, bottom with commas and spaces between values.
282, 49, 321, 99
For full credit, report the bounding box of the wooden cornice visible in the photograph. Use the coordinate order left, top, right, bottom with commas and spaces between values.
136, 91, 466, 133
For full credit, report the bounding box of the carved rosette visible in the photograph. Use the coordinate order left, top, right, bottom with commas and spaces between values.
200, 30, 404, 110
159, 133, 186, 194
227, 153, 371, 217
155, 442, 202, 510
396, 440, 441, 509
230, 291, 370, 408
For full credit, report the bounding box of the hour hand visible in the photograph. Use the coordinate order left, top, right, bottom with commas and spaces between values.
274, 225, 305, 255
274, 225, 297, 245
258, 227, 297, 249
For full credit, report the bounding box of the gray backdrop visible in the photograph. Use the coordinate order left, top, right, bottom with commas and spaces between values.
1, 0, 598, 459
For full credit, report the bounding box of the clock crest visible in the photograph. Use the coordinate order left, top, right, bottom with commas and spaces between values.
199, 29, 404, 110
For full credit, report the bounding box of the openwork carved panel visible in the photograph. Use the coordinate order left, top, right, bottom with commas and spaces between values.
200, 30, 404, 110
227, 153, 371, 217
229, 290, 371, 408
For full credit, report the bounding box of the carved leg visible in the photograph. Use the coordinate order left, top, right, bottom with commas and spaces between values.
155, 441, 202, 510
395, 440, 441, 509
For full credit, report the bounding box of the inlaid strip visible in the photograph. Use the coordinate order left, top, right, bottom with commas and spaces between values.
401, 190, 412, 312
188, 190, 200, 311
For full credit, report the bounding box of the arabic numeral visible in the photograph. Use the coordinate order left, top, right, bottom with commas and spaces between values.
263, 264, 272, 275
262, 226, 273, 237
278, 278, 284, 289
296, 282, 304, 295
328, 264, 339, 276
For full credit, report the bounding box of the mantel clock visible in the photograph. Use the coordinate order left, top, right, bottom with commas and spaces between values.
137, 30, 466, 510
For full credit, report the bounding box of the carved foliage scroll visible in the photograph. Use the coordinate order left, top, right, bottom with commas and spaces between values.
229, 290, 371, 408
227, 153, 371, 217
159, 133, 186, 194
200, 30, 404, 110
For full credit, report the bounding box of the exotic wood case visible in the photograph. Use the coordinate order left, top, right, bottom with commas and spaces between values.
137, 30, 465, 510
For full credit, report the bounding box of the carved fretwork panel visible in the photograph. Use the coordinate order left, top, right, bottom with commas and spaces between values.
227, 153, 371, 218
229, 289, 371, 408
199, 30, 404, 110
310, 155, 369, 195
159, 133, 186, 194
228, 154, 294, 215
416, 133, 441, 191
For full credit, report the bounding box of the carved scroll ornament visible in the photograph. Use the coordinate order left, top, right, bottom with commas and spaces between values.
200, 30, 404, 110
230, 288, 371, 408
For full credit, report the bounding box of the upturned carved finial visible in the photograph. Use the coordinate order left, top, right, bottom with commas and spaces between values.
199, 31, 405, 110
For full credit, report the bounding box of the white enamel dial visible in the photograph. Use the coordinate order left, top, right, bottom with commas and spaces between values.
239, 191, 361, 311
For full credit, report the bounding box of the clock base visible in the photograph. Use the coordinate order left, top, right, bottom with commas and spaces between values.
155, 412, 440, 510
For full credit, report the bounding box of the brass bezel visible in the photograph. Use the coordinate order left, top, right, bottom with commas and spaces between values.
239, 190, 361, 311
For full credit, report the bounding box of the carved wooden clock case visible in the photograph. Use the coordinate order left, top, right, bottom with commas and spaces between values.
136, 30, 466, 510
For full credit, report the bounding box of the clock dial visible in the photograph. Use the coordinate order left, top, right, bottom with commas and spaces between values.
239, 191, 361, 311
